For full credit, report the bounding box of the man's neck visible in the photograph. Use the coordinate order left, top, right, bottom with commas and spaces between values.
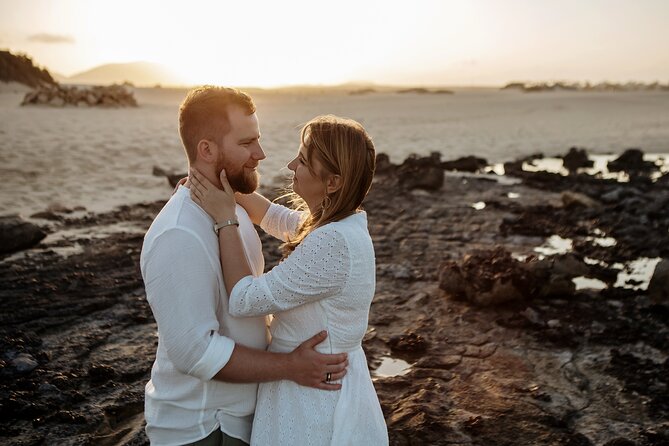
190, 162, 222, 189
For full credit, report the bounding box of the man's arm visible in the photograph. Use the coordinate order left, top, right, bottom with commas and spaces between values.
214, 331, 347, 391
143, 228, 347, 390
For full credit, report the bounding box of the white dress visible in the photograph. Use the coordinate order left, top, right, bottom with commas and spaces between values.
228, 203, 389, 446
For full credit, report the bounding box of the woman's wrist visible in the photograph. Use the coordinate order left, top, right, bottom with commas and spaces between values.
213, 210, 236, 223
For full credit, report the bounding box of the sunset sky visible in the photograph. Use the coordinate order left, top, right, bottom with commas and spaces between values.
1, 0, 668, 87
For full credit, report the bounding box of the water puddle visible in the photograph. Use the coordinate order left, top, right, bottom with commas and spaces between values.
523, 158, 569, 176
512, 253, 530, 262
445, 170, 521, 186
471, 201, 486, 210
534, 235, 573, 257
373, 356, 413, 378
0, 221, 146, 264
486, 164, 506, 176
590, 236, 617, 248
614, 257, 662, 290
518, 153, 669, 183
584, 257, 608, 267
587, 229, 617, 248
573, 276, 608, 290
47, 221, 146, 243
49, 243, 85, 258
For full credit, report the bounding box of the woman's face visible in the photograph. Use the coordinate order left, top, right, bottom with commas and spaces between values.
287, 144, 327, 211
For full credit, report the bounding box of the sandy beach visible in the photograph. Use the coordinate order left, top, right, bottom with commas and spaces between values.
2, 85, 669, 216
1, 86, 669, 445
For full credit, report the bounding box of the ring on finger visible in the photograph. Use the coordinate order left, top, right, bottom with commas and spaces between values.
326, 372, 332, 382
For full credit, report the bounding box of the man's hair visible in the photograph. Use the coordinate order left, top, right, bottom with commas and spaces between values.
178, 86, 256, 163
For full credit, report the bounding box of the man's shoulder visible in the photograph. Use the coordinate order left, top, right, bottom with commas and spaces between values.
143, 192, 211, 252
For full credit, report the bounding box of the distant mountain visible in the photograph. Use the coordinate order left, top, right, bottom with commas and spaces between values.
0, 50, 57, 87
64, 62, 187, 87
50, 70, 69, 83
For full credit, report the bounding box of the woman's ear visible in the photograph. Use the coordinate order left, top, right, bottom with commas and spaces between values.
196, 139, 217, 163
326, 174, 343, 194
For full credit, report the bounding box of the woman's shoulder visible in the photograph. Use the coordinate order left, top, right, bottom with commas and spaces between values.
306, 212, 368, 243
330, 211, 368, 232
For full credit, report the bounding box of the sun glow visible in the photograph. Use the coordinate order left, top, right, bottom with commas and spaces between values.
61, 0, 416, 87
1, 0, 669, 87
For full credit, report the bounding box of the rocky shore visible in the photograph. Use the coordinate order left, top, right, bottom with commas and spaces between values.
1, 148, 668, 445
502, 81, 669, 93
21, 84, 138, 108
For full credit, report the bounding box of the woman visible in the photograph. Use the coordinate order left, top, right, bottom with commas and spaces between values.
189, 115, 388, 445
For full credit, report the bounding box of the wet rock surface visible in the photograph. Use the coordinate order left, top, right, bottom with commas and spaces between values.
396, 152, 445, 190
1, 149, 668, 445
562, 147, 594, 172
0, 215, 47, 254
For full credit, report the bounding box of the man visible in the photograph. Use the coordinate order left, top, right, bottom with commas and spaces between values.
140, 86, 348, 446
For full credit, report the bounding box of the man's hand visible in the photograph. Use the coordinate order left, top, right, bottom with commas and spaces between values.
288, 331, 348, 391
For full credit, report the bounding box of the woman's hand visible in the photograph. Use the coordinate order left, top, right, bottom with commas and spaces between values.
189, 168, 237, 223
172, 176, 188, 195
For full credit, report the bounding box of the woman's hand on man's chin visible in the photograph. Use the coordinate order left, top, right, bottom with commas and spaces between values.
189, 168, 237, 222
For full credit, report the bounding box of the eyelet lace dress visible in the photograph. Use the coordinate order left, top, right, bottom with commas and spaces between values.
228, 203, 389, 445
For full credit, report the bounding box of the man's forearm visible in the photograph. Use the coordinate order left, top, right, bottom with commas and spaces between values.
212, 343, 291, 383
212, 331, 347, 391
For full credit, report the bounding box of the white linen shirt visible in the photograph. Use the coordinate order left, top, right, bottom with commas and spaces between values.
140, 186, 269, 446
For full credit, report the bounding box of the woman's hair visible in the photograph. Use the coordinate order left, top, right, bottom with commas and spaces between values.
282, 115, 376, 255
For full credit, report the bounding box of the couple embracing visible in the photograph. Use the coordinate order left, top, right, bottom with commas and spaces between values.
140, 86, 389, 445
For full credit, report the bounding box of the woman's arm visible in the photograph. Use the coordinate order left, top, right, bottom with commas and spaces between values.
235, 192, 271, 226
228, 227, 350, 317
259, 203, 307, 242
189, 168, 350, 308
190, 168, 254, 296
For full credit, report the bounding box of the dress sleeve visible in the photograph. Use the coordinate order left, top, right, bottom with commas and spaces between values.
142, 228, 235, 380
259, 202, 306, 242
228, 226, 351, 317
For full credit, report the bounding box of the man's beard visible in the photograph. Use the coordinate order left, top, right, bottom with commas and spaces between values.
215, 153, 259, 194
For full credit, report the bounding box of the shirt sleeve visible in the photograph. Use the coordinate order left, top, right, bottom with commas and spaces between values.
142, 228, 235, 380
228, 226, 351, 317
259, 202, 306, 242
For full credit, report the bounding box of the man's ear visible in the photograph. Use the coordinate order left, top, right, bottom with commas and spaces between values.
196, 139, 217, 163
326, 174, 343, 194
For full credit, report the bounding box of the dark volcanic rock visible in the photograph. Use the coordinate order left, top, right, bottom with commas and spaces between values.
88, 364, 117, 384
397, 153, 444, 190
0, 215, 47, 254
562, 147, 593, 172
439, 248, 591, 306
375, 153, 395, 174
153, 166, 187, 189
441, 155, 488, 172
439, 247, 539, 306
22, 84, 138, 108
561, 191, 601, 209
388, 332, 428, 353
608, 148, 656, 173
607, 349, 669, 421
648, 259, 669, 303
2, 149, 669, 445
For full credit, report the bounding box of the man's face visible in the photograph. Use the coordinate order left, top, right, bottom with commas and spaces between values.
215, 106, 265, 194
